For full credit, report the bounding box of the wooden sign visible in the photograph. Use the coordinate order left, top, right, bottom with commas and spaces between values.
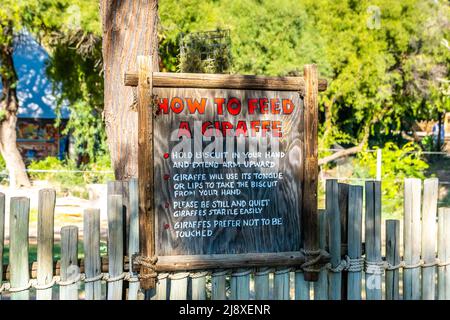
154, 88, 302, 256
125, 57, 327, 288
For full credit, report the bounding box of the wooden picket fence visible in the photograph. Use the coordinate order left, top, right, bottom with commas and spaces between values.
0, 177, 449, 300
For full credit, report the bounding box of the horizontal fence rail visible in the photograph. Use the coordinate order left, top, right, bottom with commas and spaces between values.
0, 177, 448, 300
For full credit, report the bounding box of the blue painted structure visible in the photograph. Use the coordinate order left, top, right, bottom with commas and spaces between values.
0, 32, 70, 160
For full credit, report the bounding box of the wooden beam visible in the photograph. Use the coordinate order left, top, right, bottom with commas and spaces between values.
137, 55, 156, 289
154, 252, 324, 272
7, 245, 369, 280
0, 252, 328, 282
124, 71, 328, 92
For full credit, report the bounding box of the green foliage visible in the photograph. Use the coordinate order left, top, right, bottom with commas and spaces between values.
44, 2, 105, 160
0, 153, 7, 185
28, 155, 113, 197
354, 142, 429, 217
158, 0, 449, 150
31, 0, 449, 173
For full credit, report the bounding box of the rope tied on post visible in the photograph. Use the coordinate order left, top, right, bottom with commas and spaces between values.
345, 256, 365, 272
300, 248, 329, 272
132, 254, 158, 280
364, 260, 385, 275
326, 259, 347, 273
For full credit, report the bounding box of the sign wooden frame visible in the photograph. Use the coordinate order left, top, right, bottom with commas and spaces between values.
125, 55, 327, 289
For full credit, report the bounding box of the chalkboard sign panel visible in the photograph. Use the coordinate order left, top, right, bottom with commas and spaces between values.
153, 87, 304, 256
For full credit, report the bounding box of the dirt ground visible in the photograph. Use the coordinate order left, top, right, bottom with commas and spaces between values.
0, 181, 109, 244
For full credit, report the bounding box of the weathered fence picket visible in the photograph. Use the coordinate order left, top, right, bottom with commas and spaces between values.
59, 226, 79, 300
9, 197, 30, 300
0, 193, 4, 300
385, 220, 400, 300
254, 268, 270, 300
107, 194, 124, 300
128, 178, 140, 300
0, 177, 448, 301
338, 183, 349, 300
274, 268, 290, 300
347, 185, 363, 300
403, 178, 422, 300
438, 208, 450, 300
364, 181, 382, 300
313, 210, 328, 300
84, 209, 102, 300
36, 189, 56, 300
169, 272, 189, 300
295, 270, 310, 300
211, 270, 227, 300
154, 273, 169, 300
230, 269, 251, 300
327, 179, 341, 300
422, 178, 438, 300
190, 271, 207, 300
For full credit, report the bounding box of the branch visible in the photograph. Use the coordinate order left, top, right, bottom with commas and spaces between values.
318, 109, 385, 166
318, 140, 366, 166
401, 130, 420, 142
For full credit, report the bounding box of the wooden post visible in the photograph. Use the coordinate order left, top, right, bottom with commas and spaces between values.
128, 178, 140, 299
107, 194, 124, 300
365, 181, 382, 300
313, 210, 328, 300
0, 193, 4, 300
255, 268, 270, 300
137, 55, 156, 289
385, 220, 400, 300
190, 271, 207, 300
169, 272, 189, 300
302, 64, 319, 282
347, 185, 363, 300
403, 178, 422, 300
60, 226, 79, 300
36, 189, 56, 300
327, 179, 341, 300
84, 209, 102, 300
211, 270, 227, 300
274, 268, 290, 300
9, 197, 30, 300
421, 178, 438, 300
438, 208, 450, 300
230, 269, 251, 300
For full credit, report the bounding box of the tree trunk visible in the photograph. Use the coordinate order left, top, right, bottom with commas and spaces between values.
100, 0, 160, 180
0, 23, 31, 188
0, 111, 31, 188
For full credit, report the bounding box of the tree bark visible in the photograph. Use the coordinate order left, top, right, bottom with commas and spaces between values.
0, 23, 31, 188
100, 0, 160, 180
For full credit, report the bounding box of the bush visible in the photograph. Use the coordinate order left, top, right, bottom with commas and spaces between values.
354, 142, 429, 218
28, 155, 114, 197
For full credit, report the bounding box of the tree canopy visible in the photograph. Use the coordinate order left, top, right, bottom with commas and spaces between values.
11, 0, 450, 162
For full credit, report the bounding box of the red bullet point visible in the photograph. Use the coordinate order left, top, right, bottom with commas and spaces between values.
164, 153, 169, 159
164, 223, 170, 229
165, 202, 170, 208
164, 174, 170, 180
